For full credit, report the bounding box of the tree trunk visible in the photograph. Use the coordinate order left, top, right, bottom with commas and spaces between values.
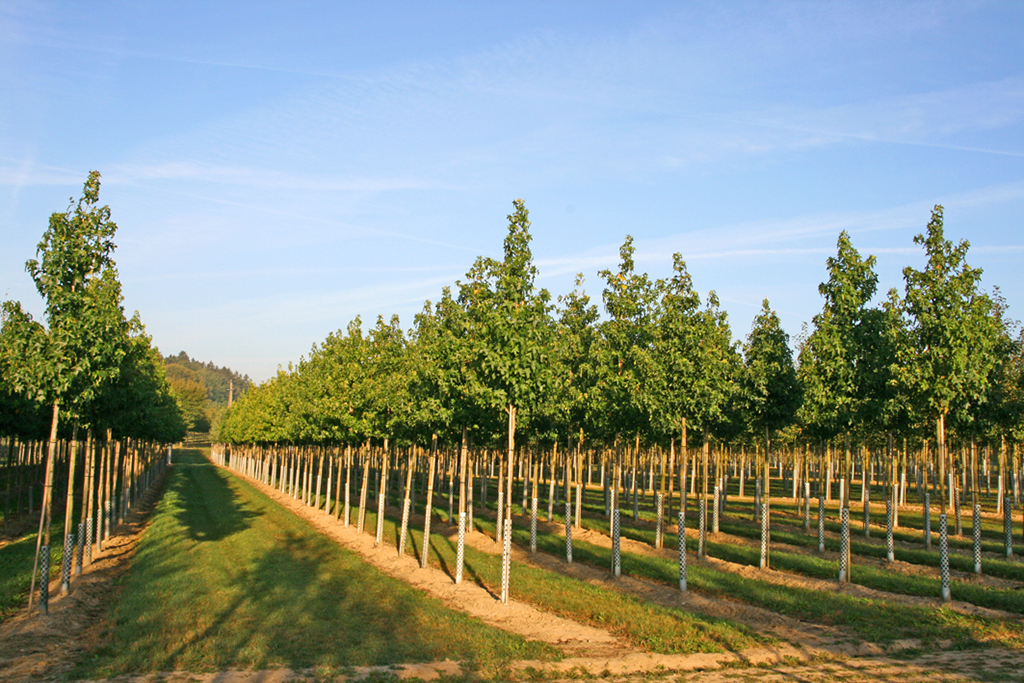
28, 402, 59, 614
501, 405, 516, 603
678, 418, 688, 517
60, 428, 79, 594
421, 435, 438, 568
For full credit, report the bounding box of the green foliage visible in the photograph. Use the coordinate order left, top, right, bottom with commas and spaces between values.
596, 236, 659, 440
798, 232, 892, 440
650, 254, 740, 441
458, 199, 554, 438
363, 315, 413, 441
544, 274, 601, 441
220, 368, 303, 444
298, 318, 370, 444
167, 366, 210, 432
23, 171, 129, 417
0, 302, 49, 437
216, 202, 1019, 455
996, 329, 1024, 442
408, 289, 469, 442
1, 171, 182, 441
742, 299, 800, 437
89, 323, 186, 442
902, 206, 1001, 428
973, 290, 1022, 441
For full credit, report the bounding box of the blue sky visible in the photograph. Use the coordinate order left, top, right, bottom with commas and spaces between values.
2, 1, 1022, 382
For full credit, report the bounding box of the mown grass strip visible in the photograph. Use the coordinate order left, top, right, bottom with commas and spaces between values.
568, 481, 1021, 556
715, 495, 1024, 556
74, 450, 555, 679
467, 512, 1024, 650
552, 505, 1024, 615
716, 518, 1024, 584
760, 506, 1024, 559
361, 507, 768, 656
701, 536, 1024, 616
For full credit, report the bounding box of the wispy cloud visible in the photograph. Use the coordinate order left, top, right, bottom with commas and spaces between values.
739, 75, 1024, 157
0, 159, 88, 188
106, 161, 449, 193
538, 180, 1024, 280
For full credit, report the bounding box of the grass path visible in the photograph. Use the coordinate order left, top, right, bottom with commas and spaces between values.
74, 450, 555, 679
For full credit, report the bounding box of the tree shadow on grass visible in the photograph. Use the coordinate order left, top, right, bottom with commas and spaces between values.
170, 451, 261, 542
148, 526, 523, 671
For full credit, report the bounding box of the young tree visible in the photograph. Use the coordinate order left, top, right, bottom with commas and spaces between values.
297, 318, 369, 445
0, 311, 49, 438
458, 199, 553, 603
742, 299, 801, 569
650, 254, 738, 535
797, 232, 887, 580
545, 274, 600, 443
549, 275, 601, 530
798, 232, 878, 445
902, 206, 1001, 600
363, 314, 412, 444
596, 236, 659, 446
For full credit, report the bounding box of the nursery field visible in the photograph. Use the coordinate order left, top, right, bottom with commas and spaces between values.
3, 447, 1024, 682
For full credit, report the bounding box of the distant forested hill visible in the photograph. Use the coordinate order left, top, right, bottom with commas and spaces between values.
162, 352, 250, 437
163, 351, 250, 406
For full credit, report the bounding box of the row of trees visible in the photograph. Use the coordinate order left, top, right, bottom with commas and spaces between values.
217, 200, 1020, 602
1, 172, 185, 613
222, 202, 1021, 462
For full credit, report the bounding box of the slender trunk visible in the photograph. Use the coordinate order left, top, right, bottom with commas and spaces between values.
398, 449, 414, 556
500, 404, 516, 603
60, 428, 79, 594
421, 435, 438, 568
357, 447, 370, 533
760, 424, 771, 570
938, 416, 947, 513
315, 451, 325, 511
83, 430, 95, 566
28, 402, 59, 614
678, 418, 688, 517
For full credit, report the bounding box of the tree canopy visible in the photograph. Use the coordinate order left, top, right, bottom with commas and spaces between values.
216, 201, 1021, 456
0, 171, 184, 442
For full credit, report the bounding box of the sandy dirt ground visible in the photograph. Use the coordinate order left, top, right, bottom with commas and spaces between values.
3, 460, 1023, 682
